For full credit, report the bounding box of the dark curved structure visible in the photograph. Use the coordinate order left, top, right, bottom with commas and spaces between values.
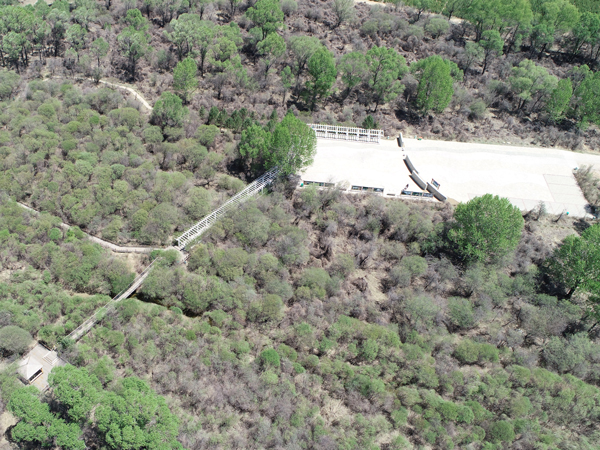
426, 182, 447, 202
403, 156, 417, 174
410, 172, 427, 190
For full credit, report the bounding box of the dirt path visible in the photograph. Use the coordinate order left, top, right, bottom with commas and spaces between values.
17, 201, 158, 254
48, 76, 153, 113
96, 78, 153, 111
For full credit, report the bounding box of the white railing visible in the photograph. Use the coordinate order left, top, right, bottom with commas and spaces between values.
65, 168, 279, 343
308, 124, 384, 143
66, 260, 157, 342
175, 167, 279, 249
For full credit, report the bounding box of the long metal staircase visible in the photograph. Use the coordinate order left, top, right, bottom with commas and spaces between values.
175, 167, 279, 250
64, 167, 279, 343
66, 260, 156, 342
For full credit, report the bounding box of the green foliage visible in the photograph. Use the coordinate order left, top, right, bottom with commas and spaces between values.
331, 0, 355, 28
546, 224, 600, 315
266, 113, 317, 175
49, 365, 102, 422
259, 348, 281, 368
425, 17, 450, 38
0, 70, 20, 99
256, 32, 286, 73
573, 68, 600, 126
411, 55, 462, 113
195, 124, 220, 147
9, 386, 84, 450
488, 420, 516, 443
478, 30, 503, 74
117, 26, 149, 79
508, 59, 558, 111
173, 57, 198, 103
95, 377, 182, 449
447, 297, 475, 329
0, 325, 32, 356
546, 78, 573, 121
304, 48, 337, 110
339, 51, 369, 95
246, 0, 284, 39
365, 46, 408, 110
454, 339, 499, 364
448, 194, 524, 263
151, 92, 188, 130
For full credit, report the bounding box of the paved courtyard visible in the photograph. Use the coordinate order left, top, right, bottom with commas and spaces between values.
300, 137, 600, 217
17, 344, 67, 391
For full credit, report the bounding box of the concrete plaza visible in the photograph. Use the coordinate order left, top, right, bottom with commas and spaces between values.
300, 137, 600, 217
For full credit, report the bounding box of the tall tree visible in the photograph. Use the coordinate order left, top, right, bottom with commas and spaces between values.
478, 30, 503, 74
173, 57, 198, 103
339, 51, 369, 99
95, 377, 182, 450
257, 32, 286, 76
331, 0, 355, 28
49, 365, 102, 423
411, 55, 462, 113
117, 26, 149, 80
448, 194, 524, 263
65, 24, 87, 62
288, 35, 322, 95
151, 91, 188, 129
303, 47, 337, 111
246, 0, 284, 39
508, 59, 558, 111
266, 113, 317, 175
546, 225, 600, 319
365, 46, 408, 111
572, 69, 600, 127
90, 37, 109, 68
546, 78, 572, 121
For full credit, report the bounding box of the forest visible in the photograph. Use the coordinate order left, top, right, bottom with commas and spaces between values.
1, 0, 600, 448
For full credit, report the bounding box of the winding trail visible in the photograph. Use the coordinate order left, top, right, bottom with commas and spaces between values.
17, 201, 157, 253
48, 76, 153, 113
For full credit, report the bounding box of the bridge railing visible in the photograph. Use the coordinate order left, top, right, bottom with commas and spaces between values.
176, 167, 279, 249
66, 259, 157, 342
308, 124, 384, 143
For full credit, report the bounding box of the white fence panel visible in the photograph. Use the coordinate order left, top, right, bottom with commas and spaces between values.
308, 124, 384, 143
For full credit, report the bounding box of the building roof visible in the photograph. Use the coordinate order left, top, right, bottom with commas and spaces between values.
17, 356, 43, 381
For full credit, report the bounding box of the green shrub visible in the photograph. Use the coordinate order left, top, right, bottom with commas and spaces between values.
212, 247, 249, 281
48, 227, 63, 242
447, 297, 475, 329
195, 124, 220, 147
298, 267, 331, 299
457, 405, 475, 424
454, 339, 480, 364
37, 103, 56, 119
259, 348, 280, 369
0, 326, 33, 356
469, 100, 487, 120
277, 344, 297, 361
391, 407, 408, 426
329, 253, 355, 278
143, 125, 163, 144
304, 354, 319, 368
507, 395, 532, 418
478, 343, 499, 363
360, 339, 379, 361
398, 387, 421, 407
293, 362, 306, 374
488, 420, 515, 443
438, 401, 459, 421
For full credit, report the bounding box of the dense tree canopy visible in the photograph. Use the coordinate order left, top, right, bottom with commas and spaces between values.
411, 55, 462, 113
448, 194, 525, 262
